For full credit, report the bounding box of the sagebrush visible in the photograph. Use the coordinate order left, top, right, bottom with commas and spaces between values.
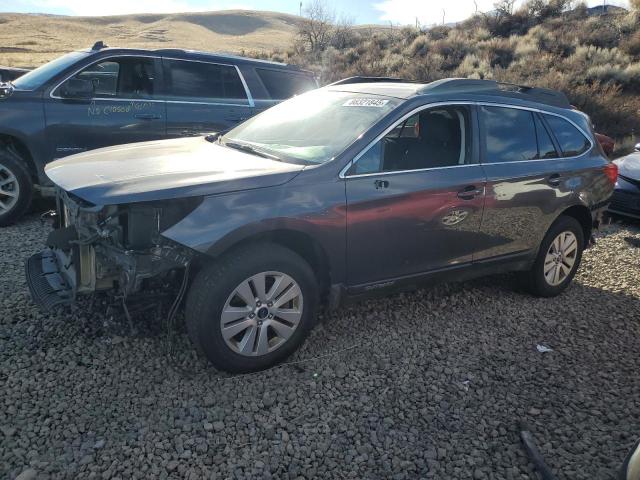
253, 2, 640, 150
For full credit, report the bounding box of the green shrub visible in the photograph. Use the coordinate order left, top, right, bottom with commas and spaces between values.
455, 54, 493, 79
399, 26, 421, 45
477, 38, 516, 68
621, 30, 640, 56
408, 35, 430, 57
576, 17, 621, 49
428, 25, 451, 41
430, 35, 469, 69
472, 27, 493, 42
566, 45, 630, 77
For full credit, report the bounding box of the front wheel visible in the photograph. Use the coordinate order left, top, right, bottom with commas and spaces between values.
0, 149, 33, 227
519, 215, 585, 297
185, 243, 319, 373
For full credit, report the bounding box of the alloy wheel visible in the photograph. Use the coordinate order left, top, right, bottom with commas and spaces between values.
543, 231, 578, 286
220, 271, 304, 356
0, 162, 19, 215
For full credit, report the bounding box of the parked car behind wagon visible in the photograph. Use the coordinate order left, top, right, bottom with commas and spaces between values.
609, 146, 640, 219
0, 42, 317, 225
27, 78, 616, 373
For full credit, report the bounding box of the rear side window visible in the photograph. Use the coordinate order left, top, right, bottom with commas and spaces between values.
481, 106, 538, 162
163, 59, 248, 104
56, 57, 156, 99
543, 114, 591, 157
255, 68, 316, 100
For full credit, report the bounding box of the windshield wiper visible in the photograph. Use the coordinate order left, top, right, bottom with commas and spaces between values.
223, 141, 282, 161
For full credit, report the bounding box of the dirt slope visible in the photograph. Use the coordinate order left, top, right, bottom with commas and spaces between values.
0, 10, 301, 68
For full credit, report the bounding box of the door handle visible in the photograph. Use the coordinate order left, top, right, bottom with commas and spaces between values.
134, 113, 161, 120
547, 173, 562, 186
457, 185, 483, 200
374, 179, 389, 189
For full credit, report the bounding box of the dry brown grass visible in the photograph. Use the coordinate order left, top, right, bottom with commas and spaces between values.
0, 10, 301, 68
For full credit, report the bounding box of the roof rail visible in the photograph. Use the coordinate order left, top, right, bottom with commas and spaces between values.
154, 48, 186, 54
421, 78, 570, 108
152, 48, 302, 69
329, 76, 413, 86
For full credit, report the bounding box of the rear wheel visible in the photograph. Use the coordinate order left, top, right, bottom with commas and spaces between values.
185, 243, 319, 373
0, 148, 33, 227
519, 215, 584, 297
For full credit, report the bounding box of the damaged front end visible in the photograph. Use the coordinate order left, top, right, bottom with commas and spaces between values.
26, 189, 202, 310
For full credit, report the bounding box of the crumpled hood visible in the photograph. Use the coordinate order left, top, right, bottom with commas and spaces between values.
45, 137, 305, 205
615, 152, 640, 180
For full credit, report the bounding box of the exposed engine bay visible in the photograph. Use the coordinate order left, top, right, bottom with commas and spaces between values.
26, 188, 201, 309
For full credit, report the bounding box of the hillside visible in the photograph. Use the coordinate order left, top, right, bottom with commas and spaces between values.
2, 4, 639, 145
261, 5, 640, 143
0, 10, 301, 68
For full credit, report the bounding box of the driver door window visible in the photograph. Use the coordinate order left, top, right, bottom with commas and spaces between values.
352, 105, 473, 175
57, 57, 157, 99
75, 61, 119, 97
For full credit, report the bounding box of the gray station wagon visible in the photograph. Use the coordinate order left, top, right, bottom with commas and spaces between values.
26, 78, 617, 373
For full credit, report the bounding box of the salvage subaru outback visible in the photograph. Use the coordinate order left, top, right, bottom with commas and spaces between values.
26, 78, 617, 373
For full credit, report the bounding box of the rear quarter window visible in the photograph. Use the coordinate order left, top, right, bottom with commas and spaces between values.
544, 114, 591, 157
255, 68, 317, 100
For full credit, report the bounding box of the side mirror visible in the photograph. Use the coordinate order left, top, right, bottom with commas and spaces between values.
620, 439, 640, 480
634, 143, 640, 152
60, 78, 94, 100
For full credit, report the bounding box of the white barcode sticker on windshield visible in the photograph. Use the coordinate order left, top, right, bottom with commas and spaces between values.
343, 98, 389, 107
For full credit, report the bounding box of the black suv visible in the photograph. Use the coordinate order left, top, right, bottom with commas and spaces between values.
0, 43, 317, 225
26, 78, 616, 373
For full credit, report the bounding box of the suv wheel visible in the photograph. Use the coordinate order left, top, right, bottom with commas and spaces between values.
185, 243, 319, 373
520, 215, 584, 297
0, 148, 33, 227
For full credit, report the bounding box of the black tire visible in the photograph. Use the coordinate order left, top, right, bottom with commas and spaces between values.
185, 243, 319, 373
519, 215, 585, 297
0, 148, 33, 227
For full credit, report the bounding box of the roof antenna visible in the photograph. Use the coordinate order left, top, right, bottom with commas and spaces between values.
91, 41, 107, 51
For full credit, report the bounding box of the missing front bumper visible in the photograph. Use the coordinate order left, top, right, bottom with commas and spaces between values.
25, 248, 74, 310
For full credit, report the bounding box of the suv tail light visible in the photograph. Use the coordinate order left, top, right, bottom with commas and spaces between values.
604, 163, 618, 184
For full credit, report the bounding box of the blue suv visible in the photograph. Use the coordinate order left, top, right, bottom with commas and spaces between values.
0, 42, 317, 225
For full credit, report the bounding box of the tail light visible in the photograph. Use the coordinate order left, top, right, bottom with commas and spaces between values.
604, 162, 618, 184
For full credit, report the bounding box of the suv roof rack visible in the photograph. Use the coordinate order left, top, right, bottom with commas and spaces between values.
152, 48, 303, 69
91, 41, 107, 51
420, 78, 570, 108
328, 76, 413, 86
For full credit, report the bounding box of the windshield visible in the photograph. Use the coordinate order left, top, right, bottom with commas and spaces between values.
12, 51, 90, 90
222, 90, 401, 164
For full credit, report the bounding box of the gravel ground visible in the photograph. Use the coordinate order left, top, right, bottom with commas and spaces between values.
1, 214, 639, 480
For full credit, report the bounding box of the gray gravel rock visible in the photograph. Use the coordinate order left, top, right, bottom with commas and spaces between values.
14, 469, 37, 480
1, 214, 639, 479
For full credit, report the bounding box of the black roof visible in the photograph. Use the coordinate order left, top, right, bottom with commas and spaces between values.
327, 77, 571, 109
